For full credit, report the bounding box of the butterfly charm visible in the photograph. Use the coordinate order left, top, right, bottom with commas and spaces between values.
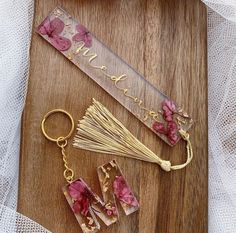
37, 17, 71, 51
72, 24, 92, 48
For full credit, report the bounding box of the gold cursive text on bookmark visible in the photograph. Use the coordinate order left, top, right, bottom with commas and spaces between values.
71, 41, 162, 122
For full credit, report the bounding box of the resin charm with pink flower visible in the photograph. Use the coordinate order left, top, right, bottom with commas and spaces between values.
62, 160, 139, 233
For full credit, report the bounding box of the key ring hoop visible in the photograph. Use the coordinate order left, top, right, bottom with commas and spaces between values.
41, 109, 74, 142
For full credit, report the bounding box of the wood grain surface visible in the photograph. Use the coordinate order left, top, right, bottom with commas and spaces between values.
18, 1, 208, 233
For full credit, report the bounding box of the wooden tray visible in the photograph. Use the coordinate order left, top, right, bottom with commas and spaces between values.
18, 1, 208, 232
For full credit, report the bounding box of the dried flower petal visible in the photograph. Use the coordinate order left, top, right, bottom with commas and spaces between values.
37, 17, 71, 51
73, 24, 92, 47
105, 205, 117, 216
152, 122, 167, 134
113, 176, 138, 207
83, 35, 92, 48
50, 18, 65, 35
167, 121, 179, 145
50, 35, 71, 51
68, 180, 91, 216
152, 99, 180, 144
72, 33, 85, 43
162, 99, 176, 112
37, 17, 51, 35
76, 24, 88, 33
162, 99, 176, 122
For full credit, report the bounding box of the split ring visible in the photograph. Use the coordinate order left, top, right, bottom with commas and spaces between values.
41, 109, 74, 142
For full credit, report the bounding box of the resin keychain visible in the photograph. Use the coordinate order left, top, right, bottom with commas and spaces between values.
41, 109, 139, 233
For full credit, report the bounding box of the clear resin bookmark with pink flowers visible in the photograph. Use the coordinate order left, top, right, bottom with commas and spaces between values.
37, 6, 193, 147
62, 160, 139, 233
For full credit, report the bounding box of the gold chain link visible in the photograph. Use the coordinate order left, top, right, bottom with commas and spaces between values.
56, 137, 74, 183
41, 109, 75, 182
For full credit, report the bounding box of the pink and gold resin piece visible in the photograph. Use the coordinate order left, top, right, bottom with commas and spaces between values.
37, 7, 193, 146
62, 160, 139, 233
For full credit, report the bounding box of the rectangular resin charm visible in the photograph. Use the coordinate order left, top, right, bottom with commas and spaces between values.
62, 160, 139, 233
37, 7, 193, 146
97, 160, 139, 215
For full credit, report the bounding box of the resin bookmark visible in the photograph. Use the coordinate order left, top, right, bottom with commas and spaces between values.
62, 160, 139, 233
37, 7, 193, 146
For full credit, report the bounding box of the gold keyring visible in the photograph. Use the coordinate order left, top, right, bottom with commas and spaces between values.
41, 109, 74, 142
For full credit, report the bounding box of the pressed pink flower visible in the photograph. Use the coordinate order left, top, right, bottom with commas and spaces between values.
37, 17, 71, 51
113, 176, 138, 207
49, 35, 71, 51
167, 121, 178, 131
167, 121, 179, 145
162, 99, 176, 122
73, 198, 90, 216
153, 120, 179, 145
68, 180, 92, 216
105, 206, 117, 216
72, 24, 92, 47
152, 99, 180, 145
106, 209, 112, 216
152, 122, 167, 134
37, 17, 64, 36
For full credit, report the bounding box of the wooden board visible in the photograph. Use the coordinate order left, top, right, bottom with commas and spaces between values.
18, 0, 208, 233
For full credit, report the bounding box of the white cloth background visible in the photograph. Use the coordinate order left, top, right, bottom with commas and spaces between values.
203, 0, 236, 232
0, 0, 50, 232
0, 0, 235, 232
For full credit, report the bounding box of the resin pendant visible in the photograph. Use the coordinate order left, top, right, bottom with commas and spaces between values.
62, 160, 139, 233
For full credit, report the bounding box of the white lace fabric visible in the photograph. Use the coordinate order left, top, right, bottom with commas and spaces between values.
0, 0, 50, 232
0, 0, 235, 232
203, 0, 236, 232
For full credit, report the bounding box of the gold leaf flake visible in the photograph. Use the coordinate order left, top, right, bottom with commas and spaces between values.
100, 166, 110, 185
103, 185, 108, 193
183, 112, 189, 117
109, 160, 117, 168
81, 223, 96, 233
87, 217, 94, 225
67, 54, 72, 60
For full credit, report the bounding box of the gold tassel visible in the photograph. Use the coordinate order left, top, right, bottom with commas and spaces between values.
73, 99, 193, 172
